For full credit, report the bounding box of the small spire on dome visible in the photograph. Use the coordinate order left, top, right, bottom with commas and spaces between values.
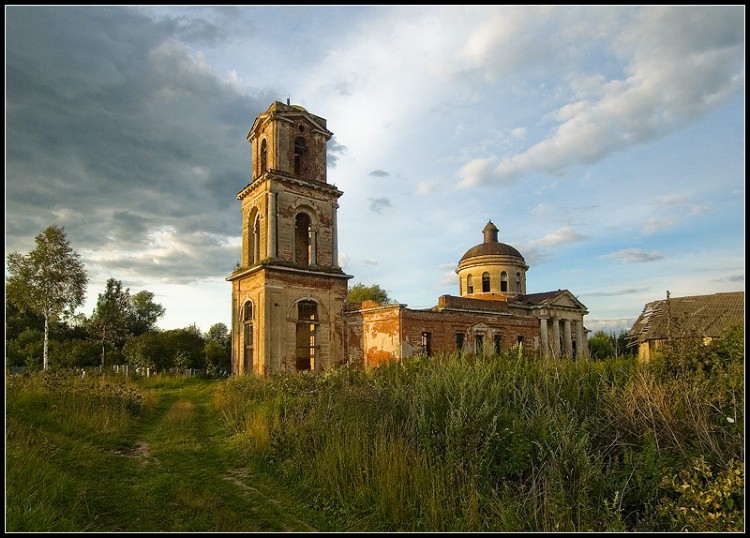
483, 220, 499, 243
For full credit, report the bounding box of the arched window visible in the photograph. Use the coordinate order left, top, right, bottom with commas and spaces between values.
247, 209, 259, 267
500, 271, 508, 292
466, 274, 474, 294
516, 272, 521, 292
295, 213, 311, 266
482, 272, 491, 292
243, 301, 254, 374
260, 139, 267, 175
252, 215, 260, 264
294, 137, 307, 176
295, 300, 318, 371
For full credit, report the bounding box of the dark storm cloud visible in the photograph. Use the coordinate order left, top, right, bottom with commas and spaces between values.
368, 197, 392, 214
5, 6, 271, 281
326, 136, 347, 168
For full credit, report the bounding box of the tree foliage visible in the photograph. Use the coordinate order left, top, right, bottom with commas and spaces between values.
588, 330, 615, 360
89, 278, 131, 367
204, 323, 231, 373
6, 225, 88, 370
347, 282, 393, 305
127, 290, 166, 336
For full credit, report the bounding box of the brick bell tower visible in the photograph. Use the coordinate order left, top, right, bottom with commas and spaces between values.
227, 101, 351, 375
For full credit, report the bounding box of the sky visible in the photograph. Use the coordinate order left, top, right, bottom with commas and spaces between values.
5, 5, 745, 336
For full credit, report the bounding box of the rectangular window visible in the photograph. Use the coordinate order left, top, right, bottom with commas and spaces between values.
475, 334, 484, 353
421, 332, 432, 357
296, 301, 317, 371
455, 332, 465, 350
244, 323, 254, 374
517, 335, 524, 345
494, 334, 502, 354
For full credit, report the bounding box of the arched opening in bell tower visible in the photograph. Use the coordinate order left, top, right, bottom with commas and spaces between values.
294, 136, 307, 176
294, 212, 312, 266
260, 139, 267, 175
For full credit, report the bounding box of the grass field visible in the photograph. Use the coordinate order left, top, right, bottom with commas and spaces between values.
5, 335, 745, 532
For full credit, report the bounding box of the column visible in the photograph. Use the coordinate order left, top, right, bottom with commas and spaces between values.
551, 318, 561, 358
310, 227, 318, 266
539, 317, 549, 357
575, 321, 585, 360
563, 318, 572, 358
578, 320, 588, 358
267, 192, 277, 258
332, 202, 339, 267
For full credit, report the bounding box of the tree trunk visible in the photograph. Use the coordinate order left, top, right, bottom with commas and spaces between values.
101, 329, 106, 369
43, 314, 50, 371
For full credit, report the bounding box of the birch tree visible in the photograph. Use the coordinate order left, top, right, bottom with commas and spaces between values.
6, 225, 88, 370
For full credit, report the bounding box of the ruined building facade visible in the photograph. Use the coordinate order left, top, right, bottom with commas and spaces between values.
229, 102, 588, 375
227, 101, 351, 375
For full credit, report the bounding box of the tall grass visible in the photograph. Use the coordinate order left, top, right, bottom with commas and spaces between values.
213, 331, 744, 532
5, 370, 157, 530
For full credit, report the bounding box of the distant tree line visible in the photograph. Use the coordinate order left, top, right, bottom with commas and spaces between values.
587, 329, 636, 360
6, 225, 231, 373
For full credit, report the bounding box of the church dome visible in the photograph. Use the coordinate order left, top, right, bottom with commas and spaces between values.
455, 221, 529, 299
459, 221, 525, 263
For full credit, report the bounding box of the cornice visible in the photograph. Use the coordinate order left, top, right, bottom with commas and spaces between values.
236, 171, 342, 201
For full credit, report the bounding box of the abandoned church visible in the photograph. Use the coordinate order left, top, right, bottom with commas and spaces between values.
227, 101, 589, 375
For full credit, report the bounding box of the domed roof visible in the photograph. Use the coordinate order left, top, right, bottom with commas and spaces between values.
459, 220, 525, 262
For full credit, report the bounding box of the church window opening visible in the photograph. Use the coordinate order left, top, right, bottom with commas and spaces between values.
501, 271, 508, 292
421, 332, 432, 357
260, 139, 267, 175
455, 332, 465, 350
294, 137, 307, 176
252, 215, 260, 264
475, 334, 484, 354
295, 212, 312, 266
516, 272, 521, 292
482, 272, 490, 292
243, 301, 254, 374
295, 301, 318, 371
494, 334, 502, 354
467, 274, 474, 294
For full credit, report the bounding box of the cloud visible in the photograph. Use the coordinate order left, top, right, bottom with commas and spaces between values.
368, 169, 390, 177
368, 197, 392, 214
457, 157, 496, 188
327, 135, 347, 168
453, 6, 745, 187
603, 248, 664, 263
534, 226, 587, 247
585, 318, 637, 335
713, 274, 744, 284
532, 203, 550, 216
583, 287, 651, 297
417, 181, 438, 194
643, 217, 678, 235
439, 271, 458, 287
5, 6, 268, 286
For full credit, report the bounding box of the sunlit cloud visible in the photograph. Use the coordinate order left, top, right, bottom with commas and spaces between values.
603, 248, 664, 263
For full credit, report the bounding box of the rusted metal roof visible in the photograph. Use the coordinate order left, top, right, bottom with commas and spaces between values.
628, 291, 744, 344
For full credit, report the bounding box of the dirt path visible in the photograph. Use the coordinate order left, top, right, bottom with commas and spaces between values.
109, 379, 321, 532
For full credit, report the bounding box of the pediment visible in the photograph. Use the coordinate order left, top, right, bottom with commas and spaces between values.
547, 290, 587, 311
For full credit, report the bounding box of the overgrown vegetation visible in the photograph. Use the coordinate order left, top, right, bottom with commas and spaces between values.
214, 325, 744, 532
6, 326, 744, 532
